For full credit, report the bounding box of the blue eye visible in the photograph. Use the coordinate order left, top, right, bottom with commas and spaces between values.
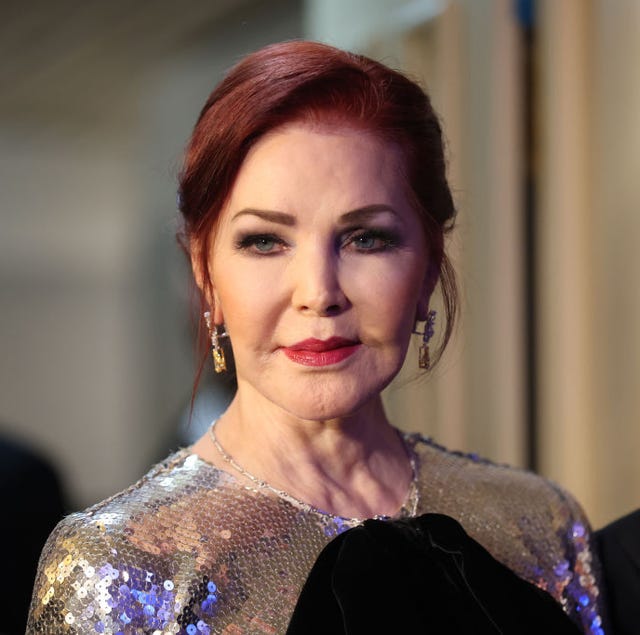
253, 237, 276, 252
353, 234, 378, 249
346, 229, 399, 252
235, 233, 286, 255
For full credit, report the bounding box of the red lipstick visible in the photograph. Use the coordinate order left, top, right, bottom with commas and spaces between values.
282, 337, 360, 367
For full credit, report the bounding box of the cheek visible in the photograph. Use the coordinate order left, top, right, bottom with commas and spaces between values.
350, 259, 425, 338
213, 268, 281, 341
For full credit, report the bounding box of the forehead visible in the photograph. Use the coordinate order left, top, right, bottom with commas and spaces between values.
224, 123, 411, 215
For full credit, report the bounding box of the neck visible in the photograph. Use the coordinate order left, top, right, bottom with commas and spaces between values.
201, 388, 414, 519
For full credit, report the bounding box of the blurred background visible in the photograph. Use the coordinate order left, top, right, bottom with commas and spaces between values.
1, 0, 639, 550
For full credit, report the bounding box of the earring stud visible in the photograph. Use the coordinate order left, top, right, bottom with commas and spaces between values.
204, 311, 228, 373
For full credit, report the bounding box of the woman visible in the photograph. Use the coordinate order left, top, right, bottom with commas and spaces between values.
27, 41, 604, 634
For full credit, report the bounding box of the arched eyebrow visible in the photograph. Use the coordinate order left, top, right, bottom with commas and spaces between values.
231, 204, 398, 226
231, 209, 296, 225
339, 204, 399, 225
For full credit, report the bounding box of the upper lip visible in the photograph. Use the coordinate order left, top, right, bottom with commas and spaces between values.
284, 337, 360, 352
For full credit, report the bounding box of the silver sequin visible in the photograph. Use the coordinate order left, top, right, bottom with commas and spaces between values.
27, 435, 605, 634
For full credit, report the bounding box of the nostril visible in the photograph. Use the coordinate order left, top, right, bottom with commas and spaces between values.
325, 304, 341, 315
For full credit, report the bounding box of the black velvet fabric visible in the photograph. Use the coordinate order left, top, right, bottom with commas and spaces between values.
286, 513, 582, 635
596, 509, 640, 635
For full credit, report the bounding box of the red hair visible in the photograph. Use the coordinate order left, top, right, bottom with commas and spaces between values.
178, 40, 457, 376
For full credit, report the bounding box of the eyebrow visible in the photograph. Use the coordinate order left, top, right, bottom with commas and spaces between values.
339, 204, 399, 225
232, 209, 296, 225
231, 204, 398, 226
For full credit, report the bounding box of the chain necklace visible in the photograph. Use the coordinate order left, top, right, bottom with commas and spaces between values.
208, 421, 420, 522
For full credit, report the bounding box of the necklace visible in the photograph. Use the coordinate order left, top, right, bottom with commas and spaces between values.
208, 421, 420, 522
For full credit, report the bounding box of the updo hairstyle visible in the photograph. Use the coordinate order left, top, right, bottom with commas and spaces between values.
177, 40, 457, 370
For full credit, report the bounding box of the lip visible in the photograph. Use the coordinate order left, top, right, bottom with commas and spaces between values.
282, 337, 361, 367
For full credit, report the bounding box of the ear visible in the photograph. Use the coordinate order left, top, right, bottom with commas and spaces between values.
189, 238, 206, 293
416, 261, 439, 322
211, 288, 224, 325
416, 295, 431, 323
189, 238, 225, 325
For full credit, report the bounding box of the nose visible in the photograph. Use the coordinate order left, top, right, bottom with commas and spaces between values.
290, 243, 348, 316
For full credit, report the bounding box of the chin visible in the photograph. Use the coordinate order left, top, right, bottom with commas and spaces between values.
273, 379, 389, 423
239, 355, 403, 421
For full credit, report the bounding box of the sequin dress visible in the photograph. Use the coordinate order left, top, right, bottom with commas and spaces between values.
27, 435, 605, 634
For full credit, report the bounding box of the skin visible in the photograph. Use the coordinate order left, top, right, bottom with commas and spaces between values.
191, 123, 434, 518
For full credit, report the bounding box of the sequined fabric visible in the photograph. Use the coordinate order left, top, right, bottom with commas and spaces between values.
27, 436, 605, 634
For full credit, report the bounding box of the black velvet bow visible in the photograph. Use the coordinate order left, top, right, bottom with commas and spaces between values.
286, 513, 582, 634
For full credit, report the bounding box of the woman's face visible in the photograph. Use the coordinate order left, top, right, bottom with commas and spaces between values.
206, 124, 431, 421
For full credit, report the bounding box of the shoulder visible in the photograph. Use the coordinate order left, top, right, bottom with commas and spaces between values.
26, 450, 229, 633
409, 435, 605, 633
411, 434, 586, 523
596, 508, 640, 557
595, 509, 640, 635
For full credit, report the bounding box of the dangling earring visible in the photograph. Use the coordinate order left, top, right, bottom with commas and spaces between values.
417, 310, 437, 370
204, 311, 228, 373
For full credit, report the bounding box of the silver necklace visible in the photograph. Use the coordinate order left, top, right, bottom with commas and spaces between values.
208, 421, 420, 522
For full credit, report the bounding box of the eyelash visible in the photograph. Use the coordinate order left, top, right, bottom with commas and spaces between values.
234, 228, 400, 255
235, 233, 287, 254
342, 228, 400, 252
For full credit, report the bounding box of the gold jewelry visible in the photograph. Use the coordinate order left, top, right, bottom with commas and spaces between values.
204, 311, 228, 373
208, 421, 420, 521
417, 309, 436, 370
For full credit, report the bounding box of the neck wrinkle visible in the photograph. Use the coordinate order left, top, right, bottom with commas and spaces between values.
213, 395, 413, 519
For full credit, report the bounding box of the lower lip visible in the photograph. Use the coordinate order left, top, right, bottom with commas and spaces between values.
282, 344, 361, 367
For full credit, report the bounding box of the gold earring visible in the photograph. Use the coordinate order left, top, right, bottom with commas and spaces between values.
204, 311, 228, 373
417, 310, 436, 370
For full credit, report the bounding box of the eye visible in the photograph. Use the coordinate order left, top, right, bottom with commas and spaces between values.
353, 233, 379, 250
253, 236, 277, 252
235, 233, 287, 255
344, 229, 399, 252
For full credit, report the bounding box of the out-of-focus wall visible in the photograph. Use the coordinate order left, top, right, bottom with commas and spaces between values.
589, 0, 640, 526
537, 0, 640, 527
0, 0, 303, 507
